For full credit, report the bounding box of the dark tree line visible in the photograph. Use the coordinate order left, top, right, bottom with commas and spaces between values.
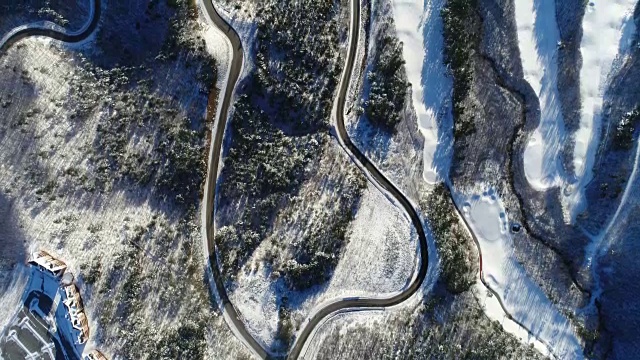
217, 0, 365, 295
442, 0, 479, 140
421, 184, 476, 294
364, 21, 408, 131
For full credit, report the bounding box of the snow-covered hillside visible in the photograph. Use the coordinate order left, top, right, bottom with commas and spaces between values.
515, 0, 566, 191
227, 176, 417, 350
568, 0, 637, 220
391, 0, 452, 184
460, 189, 582, 359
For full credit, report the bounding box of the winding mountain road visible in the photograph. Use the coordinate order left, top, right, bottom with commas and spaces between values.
199, 1, 269, 360
287, 0, 430, 356
203, 0, 429, 358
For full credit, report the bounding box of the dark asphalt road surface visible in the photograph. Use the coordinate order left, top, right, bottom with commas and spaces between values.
200, 1, 270, 359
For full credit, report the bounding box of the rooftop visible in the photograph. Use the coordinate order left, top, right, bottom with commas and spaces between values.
28, 250, 67, 276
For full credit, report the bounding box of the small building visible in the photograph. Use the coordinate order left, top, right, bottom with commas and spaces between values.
62, 284, 90, 344
28, 250, 67, 277
83, 350, 108, 360
63, 284, 84, 313
71, 311, 90, 344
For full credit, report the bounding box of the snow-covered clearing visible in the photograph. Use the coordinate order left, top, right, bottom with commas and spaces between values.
460, 189, 583, 359
301, 310, 386, 359
515, 0, 566, 191
299, 285, 426, 360
391, 0, 452, 183
567, 0, 637, 220
228, 183, 417, 350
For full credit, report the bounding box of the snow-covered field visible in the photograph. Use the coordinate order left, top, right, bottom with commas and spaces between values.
515, 0, 566, 191
567, 0, 637, 219
228, 182, 417, 349
0, 39, 157, 298
301, 310, 387, 359
391, 0, 452, 183
460, 189, 582, 359
216, 2, 257, 84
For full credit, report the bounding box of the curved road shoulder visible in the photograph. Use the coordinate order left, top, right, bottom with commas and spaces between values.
0, 0, 101, 51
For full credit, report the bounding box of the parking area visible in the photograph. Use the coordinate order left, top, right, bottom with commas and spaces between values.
0, 307, 57, 360
1, 251, 103, 360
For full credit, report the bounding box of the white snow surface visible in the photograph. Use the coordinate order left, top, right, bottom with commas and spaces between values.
515, 0, 566, 191
567, 0, 637, 219
460, 189, 583, 359
391, 0, 452, 183
228, 183, 417, 350
471, 279, 550, 357
216, 3, 257, 83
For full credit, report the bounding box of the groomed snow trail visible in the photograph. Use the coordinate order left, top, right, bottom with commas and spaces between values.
567, 0, 637, 220
461, 190, 583, 359
515, 0, 566, 190
391, 0, 452, 183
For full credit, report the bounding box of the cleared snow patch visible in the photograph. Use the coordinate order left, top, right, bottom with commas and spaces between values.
567, 0, 637, 219
216, 3, 257, 82
460, 189, 583, 359
197, 0, 231, 91
515, 0, 566, 190
391, 0, 452, 183
472, 280, 550, 357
